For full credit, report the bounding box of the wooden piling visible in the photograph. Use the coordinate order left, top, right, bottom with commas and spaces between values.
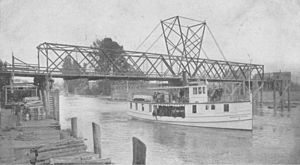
280, 80, 284, 111
132, 137, 146, 165
260, 82, 263, 106
273, 80, 276, 111
288, 85, 291, 111
71, 117, 78, 138
92, 122, 101, 158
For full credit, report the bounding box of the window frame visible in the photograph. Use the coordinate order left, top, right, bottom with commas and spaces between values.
193, 87, 197, 95
192, 105, 197, 113
224, 104, 229, 112
211, 104, 215, 110
135, 103, 138, 110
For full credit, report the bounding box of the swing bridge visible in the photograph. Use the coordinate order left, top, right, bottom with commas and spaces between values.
0, 16, 264, 83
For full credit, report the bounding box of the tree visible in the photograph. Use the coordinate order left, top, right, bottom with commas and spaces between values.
91, 38, 133, 74
61, 38, 139, 95
90, 38, 128, 95
62, 56, 88, 93
62, 56, 81, 74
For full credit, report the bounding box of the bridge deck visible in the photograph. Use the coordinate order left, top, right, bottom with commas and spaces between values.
0, 65, 248, 82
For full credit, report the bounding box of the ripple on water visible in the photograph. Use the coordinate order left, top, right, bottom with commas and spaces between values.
60, 95, 300, 164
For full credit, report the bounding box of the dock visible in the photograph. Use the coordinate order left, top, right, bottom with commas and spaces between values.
0, 108, 112, 164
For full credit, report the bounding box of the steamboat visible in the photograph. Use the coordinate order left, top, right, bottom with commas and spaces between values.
128, 81, 252, 130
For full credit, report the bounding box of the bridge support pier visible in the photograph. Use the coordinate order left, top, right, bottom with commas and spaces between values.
34, 75, 53, 118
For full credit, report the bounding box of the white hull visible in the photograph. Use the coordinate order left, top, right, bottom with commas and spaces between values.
128, 102, 253, 130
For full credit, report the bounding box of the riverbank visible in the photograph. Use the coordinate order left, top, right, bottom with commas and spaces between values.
0, 108, 61, 164
2, 92, 300, 164
0, 107, 111, 164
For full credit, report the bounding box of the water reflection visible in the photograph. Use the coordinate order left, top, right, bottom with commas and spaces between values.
60, 95, 300, 164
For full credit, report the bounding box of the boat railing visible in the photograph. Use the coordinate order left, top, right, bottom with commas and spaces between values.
208, 93, 250, 103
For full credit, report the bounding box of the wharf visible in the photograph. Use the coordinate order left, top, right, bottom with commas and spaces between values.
0, 108, 111, 164
0, 108, 60, 164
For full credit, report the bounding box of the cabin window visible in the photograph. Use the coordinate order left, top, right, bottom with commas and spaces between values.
130, 102, 132, 109
156, 106, 185, 118
142, 104, 144, 111
135, 103, 138, 110
203, 87, 206, 94
192, 105, 197, 113
205, 105, 209, 110
224, 104, 229, 112
211, 104, 215, 110
198, 87, 202, 94
193, 87, 197, 94
149, 104, 152, 112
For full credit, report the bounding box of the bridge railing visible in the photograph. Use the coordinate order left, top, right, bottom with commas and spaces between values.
1, 62, 257, 82
3, 63, 180, 79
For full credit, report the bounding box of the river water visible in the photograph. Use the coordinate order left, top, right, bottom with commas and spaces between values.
59, 95, 300, 164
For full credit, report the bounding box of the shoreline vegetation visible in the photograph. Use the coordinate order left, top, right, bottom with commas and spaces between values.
60, 37, 142, 97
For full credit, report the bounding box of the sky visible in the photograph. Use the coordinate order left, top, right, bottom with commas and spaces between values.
0, 0, 300, 77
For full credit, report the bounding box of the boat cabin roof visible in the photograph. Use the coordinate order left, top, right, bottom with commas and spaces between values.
148, 84, 207, 90
148, 86, 189, 90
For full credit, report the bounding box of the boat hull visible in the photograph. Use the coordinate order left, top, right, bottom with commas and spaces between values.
128, 101, 253, 130
129, 112, 252, 130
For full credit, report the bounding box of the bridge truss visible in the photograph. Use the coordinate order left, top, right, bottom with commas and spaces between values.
35, 43, 263, 81
13, 16, 264, 82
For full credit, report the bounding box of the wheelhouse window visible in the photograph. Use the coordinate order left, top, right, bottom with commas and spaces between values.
149, 104, 152, 112
193, 87, 197, 94
205, 105, 209, 110
142, 104, 144, 111
135, 103, 138, 110
198, 87, 202, 94
192, 105, 197, 113
130, 102, 132, 109
211, 104, 215, 110
224, 104, 229, 112
203, 87, 206, 94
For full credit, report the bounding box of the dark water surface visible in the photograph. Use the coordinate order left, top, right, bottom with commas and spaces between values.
60, 95, 300, 165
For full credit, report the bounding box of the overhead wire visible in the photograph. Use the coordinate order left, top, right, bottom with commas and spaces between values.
145, 33, 163, 52
135, 22, 161, 51
201, 48, 210, 59
206, 25, 228, 62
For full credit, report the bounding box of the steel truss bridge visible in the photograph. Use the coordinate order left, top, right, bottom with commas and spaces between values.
1, 16, 264, 82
